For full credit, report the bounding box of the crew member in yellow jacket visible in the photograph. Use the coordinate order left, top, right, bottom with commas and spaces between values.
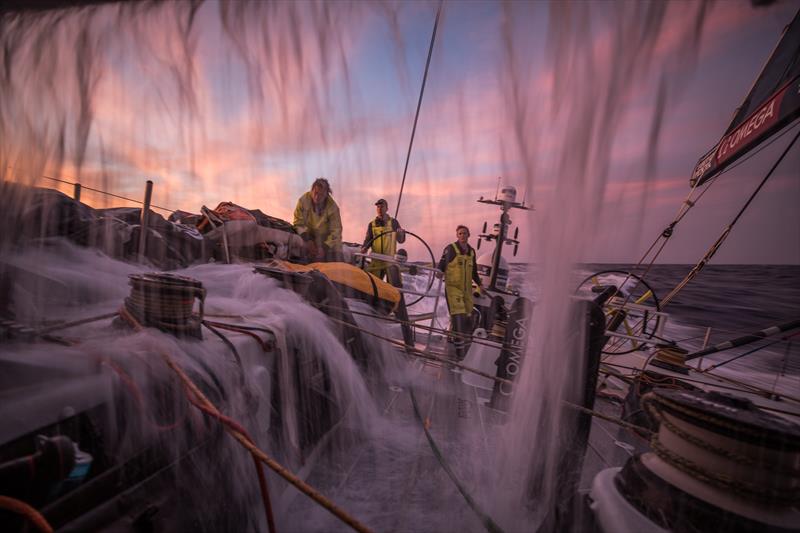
437, 225, 482, 361
360, 198, 405, 280
293, 178, 343, 262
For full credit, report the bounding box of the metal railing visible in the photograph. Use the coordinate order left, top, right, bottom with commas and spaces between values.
354, 251, 444, 350
35, 174, 170, 263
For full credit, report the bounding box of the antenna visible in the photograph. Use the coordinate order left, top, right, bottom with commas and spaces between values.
521, 185, 527, 207
494, 176, 501, 201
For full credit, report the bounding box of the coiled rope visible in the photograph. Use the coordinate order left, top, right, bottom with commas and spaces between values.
641, 392, 800, 505
124, 273, 205, 337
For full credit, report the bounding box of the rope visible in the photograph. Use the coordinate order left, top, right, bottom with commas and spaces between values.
629, 117, 799, 281
660, 127, 800, 307
598, 366, 800, 418
103, 358, 189, 432
642, 393, 800, 504
642, 395, 788, 473
600, 362, 800, 405
202, 321, 245, 368
771, 338, 793, 397
562, 401, 652, 436
0, 496, 53, 533
315, 301, 518, 355
395, 1, 442, 219
321, 306, 745, 439
203, 320, 273, 351
321, 312, 513, 386
38, 312, 119, 334
408, 385, 505, 533
588, 119, 800, 339
325, 310, 650, 440
600, 173, 711, 316
699, 331, 800, 373
117, 306, 373, 533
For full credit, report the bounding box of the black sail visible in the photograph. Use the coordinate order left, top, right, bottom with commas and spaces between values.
691, 9, 800, 186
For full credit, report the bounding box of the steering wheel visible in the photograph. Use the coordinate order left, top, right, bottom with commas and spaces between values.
360, 229, 436, 308
575, 270, 663, 355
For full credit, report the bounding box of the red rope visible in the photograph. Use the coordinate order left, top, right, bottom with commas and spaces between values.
0, 495, 53, 533
118, 307, 278, 532
183, 389, 277, 533
203, 321, 273, 351
103, 359, 188, 432
117, 305, 374, 533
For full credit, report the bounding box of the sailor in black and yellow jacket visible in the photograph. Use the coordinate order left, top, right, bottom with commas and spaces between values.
437, 225, 482, 361
361, 198, 405, 280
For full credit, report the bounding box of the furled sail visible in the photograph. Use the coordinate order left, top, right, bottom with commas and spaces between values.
691, 9, 800, 186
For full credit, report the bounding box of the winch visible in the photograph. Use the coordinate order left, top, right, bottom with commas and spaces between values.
122, 273, 205, 338
592, 388, 800, 533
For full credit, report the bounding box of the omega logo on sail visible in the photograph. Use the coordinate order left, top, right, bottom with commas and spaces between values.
692, 148, 717, 181
717, 97, 777, 163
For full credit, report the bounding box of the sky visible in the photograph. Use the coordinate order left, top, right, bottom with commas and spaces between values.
2, 0, 799, 264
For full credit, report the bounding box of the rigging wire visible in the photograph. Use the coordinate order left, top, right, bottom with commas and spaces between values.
699, 332, 800, 373
36, 173, 174, 213
770, 337, 794, 397
602, 361, 800, 405
408, 383, 506, 533
635, 116, 800, 272
394, 1, 443, 220
596, 118, 800, 335
314, 301, 518, 353
661, 126, 800, 307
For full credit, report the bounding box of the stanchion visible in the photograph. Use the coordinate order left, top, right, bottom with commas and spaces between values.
138, 180, 154, 261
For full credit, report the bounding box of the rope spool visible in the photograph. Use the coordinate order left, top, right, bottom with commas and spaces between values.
617, 388, 800, 530
123, 273, 205, 338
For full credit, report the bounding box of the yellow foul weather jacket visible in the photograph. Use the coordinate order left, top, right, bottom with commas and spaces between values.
440, 242, 479, 316
293, 191, 343, 252
364, 216, 401, 276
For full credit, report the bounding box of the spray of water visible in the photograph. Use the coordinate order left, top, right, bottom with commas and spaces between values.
0, 1, 721, 531
489, 2, 709, 530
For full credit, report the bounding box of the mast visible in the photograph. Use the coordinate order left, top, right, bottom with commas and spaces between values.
489, 206, 510, 290
477, 184, 531, 293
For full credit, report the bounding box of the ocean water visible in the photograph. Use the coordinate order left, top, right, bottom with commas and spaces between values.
513, 262, 800, 393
